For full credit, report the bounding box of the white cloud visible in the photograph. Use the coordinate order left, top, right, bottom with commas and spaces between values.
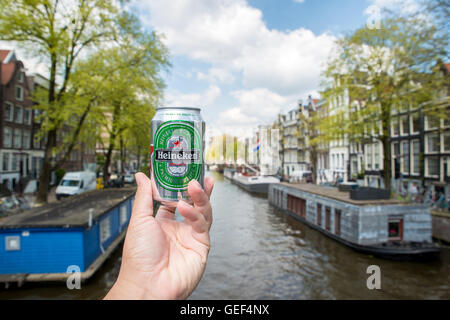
293, 0, 305, 3
197, 67, 235, 84
135, 0, 335, 96
132, 0, 336, 136
164, 85, 222, 107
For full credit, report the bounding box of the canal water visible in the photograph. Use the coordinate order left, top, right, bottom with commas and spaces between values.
1, 170, 449, 299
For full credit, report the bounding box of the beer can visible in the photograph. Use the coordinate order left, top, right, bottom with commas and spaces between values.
150, 107, 205, 207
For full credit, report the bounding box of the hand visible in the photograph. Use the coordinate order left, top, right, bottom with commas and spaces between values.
104, 172, 214, 300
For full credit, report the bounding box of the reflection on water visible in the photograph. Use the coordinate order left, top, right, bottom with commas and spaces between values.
1, 170, 449, 299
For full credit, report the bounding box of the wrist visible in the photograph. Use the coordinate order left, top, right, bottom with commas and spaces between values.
104, 275, 157, 300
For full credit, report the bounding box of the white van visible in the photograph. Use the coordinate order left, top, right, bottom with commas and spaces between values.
55, 171, 96, 200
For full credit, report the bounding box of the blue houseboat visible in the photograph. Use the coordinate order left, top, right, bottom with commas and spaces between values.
0, 188, 135, 287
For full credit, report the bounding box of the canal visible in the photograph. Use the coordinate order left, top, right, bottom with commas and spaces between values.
1, 170, 449, 299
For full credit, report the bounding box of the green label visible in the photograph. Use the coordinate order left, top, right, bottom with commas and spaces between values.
153, 121, 202, 192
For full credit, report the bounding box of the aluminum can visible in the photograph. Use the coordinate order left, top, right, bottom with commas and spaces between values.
150, 107, 205, 207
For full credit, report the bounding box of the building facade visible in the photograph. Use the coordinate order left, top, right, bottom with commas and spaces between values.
0, 50, 45, 191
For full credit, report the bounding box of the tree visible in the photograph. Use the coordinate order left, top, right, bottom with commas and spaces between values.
0, 0, 121, 203
322, 15, 448, 190
85, 14, 169, 183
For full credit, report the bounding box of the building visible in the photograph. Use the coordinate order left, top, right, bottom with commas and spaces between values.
278, 101, 311, 179
0, 50, 45, 191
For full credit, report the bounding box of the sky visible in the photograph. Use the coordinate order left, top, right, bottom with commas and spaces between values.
1, 0, 421, 139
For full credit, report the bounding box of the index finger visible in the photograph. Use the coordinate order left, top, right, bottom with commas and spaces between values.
187, 179, 213, 223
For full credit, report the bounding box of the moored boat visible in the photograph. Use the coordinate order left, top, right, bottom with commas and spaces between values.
232, 173, 280, 195
269, 183, 440, 261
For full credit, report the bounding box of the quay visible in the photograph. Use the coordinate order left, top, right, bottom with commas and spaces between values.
269, 183, 440, 260
0, 188, 135, 288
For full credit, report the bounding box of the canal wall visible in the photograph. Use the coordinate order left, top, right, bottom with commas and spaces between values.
269, 183, 433, 246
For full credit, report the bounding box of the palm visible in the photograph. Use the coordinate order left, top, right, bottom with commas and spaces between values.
109, 173, 214, 300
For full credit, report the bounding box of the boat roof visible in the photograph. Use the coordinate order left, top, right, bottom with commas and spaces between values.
0, 188, 135, 229
279, 183, 413, 206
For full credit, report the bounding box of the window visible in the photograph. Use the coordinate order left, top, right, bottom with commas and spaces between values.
402, 141, 410, 174
23, 130, 30, 149
335, 209, 341, 236
4, 102, 13, 121
388, 218, 403, 241
2, 153, 9, 171
24, 108, 31, 125
14, 106, 22, 123
400, 116, 409, 135
33, 133, 41, 149
392, 119, 399, 136
13, 129, 22, 148
374, 143, 380, 170
317, 204, 322, 226
5, 236, 21, 251
325, 207, 331, 231
412, 140, 420, 175
411, 113, 420, 134
11, 154, 18, 171
425, 115, 439, 130
426, 133, 440, 153
426, 156, 439, 177
120, 204, 128, 227
33, 109, 41, 123
366, 144, 372, 170
444, 132, 450, 152
3, 127, 12, 148
15, 86, 24, 101
70, 150, 78, 161
100, 216, 111, 244
18, 72, 24, 83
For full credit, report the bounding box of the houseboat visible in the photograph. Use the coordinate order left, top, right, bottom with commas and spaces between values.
232, 173, 280, 195
223, 168, 236, 180
269, 183, 440, 260
0, 188, 135, 287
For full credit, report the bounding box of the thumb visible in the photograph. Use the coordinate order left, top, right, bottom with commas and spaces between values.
131, 172, 154, 219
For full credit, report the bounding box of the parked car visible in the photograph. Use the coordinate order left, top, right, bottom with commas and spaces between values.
55, 171, 97, 200
123, 174, 135, 184
289, 170, 313, 183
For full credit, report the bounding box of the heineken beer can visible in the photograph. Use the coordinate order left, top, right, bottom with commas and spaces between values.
150, 107, 205, 207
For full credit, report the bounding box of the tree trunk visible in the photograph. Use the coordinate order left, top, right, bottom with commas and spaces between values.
382, 135, 391, 190
36, 56, 57, 204
103, 134, 115, 187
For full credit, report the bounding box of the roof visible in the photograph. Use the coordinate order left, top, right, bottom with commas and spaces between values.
0, 50, 11, 62
1, 62, 15, 85
279, 182, 411, 206
0, 188, 136, 229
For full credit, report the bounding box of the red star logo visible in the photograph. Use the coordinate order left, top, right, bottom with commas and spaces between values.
173, 139, 180, 147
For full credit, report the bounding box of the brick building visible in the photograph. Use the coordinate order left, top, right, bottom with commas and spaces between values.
0, 50, 45, 191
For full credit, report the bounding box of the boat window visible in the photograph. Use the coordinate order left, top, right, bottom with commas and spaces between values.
317, 204, 322, 226
100, 216, 111, 244
388, 218, 403, 241
325, 207, 331, 231
335, 209, 341, 236
60, 179, 80, 187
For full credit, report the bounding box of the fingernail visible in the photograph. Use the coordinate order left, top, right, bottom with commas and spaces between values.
190, 179, 201, 188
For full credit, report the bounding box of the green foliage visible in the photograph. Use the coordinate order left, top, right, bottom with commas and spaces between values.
321, 14, 449, 186
55, 168, 66, 185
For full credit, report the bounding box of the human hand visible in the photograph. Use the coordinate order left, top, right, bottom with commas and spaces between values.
104, 172, 214, 300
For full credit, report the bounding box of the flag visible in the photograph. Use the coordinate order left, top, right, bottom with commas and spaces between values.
253, 139, 260, 152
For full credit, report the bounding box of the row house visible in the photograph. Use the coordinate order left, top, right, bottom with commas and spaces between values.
0, 50, 45, 191
278, 101, 311, 179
